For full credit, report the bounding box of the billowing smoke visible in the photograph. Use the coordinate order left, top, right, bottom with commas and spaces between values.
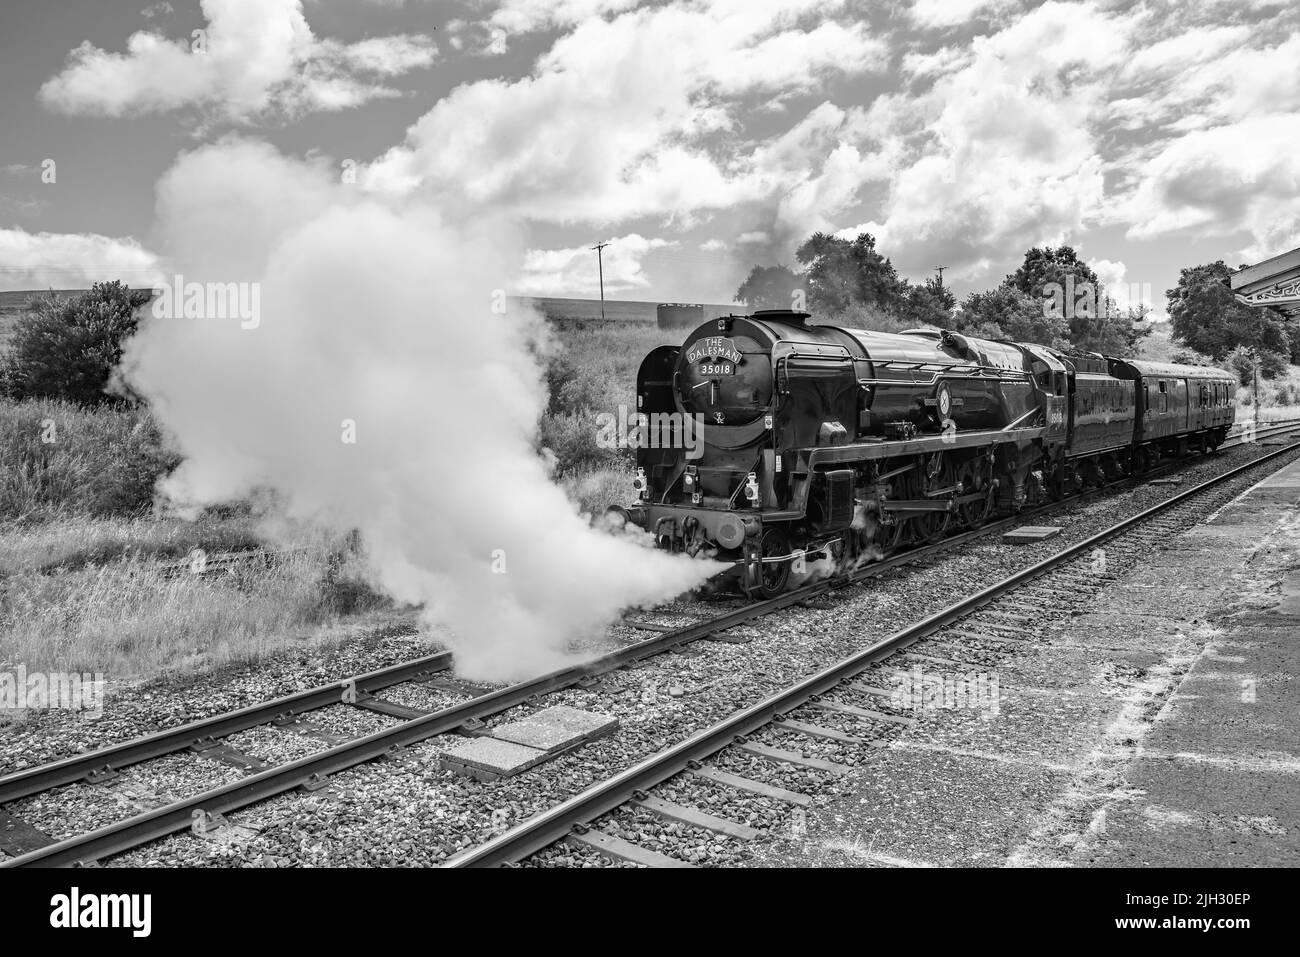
121, 138, 720, 681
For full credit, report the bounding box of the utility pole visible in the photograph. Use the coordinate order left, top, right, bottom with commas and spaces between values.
591, 241, 610, 320
934, 265, 948, 288
1252, 346, 1260, 432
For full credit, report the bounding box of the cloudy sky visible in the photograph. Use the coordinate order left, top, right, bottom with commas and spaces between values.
1, 0, 1297, 315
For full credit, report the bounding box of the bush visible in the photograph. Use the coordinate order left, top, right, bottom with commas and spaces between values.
544, 353, 607, 415
1227, 345, 1289, 386
1, 282, 152, 405
0, 398, 179, 519
538, 410, 629, 476
559, 468, 635, 516
1170, 347, 1217, 366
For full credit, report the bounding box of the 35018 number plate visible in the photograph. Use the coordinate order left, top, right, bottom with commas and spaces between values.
699, 362, 734, 375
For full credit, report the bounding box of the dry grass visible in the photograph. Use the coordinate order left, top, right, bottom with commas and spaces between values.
0, 514, 267, 576
0, 312, 659, 680
0, 544, 396, 677
541, 319, 669, 506
0, 391, 402, 678
1237, 364, 1300, 422
0, 397, 179, 520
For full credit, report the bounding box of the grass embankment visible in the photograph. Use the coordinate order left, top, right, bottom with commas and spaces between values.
0, 316, 668, 681
0, 398, 392, 679
540, 319, 676, 515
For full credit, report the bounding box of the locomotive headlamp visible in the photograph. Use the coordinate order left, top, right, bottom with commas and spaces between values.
685, 466, 701, 504
745, 472, 760, 504
633, 467, 649, 501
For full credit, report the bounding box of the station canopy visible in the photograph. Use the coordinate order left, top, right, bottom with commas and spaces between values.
1230, 245, 1300, 321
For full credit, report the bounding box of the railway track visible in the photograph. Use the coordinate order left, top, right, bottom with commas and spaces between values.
2, 426, 1297, 867
446, 437, 1300, 867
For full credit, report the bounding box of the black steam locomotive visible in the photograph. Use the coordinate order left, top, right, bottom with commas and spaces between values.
611, 309, 1236, 596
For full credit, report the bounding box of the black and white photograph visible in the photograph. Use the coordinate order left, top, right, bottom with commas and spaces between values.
0, 0, 1294, 935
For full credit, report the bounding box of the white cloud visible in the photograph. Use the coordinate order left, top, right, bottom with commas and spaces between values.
1124, 114, 1300, 262
515, 233, 672, 296
363, 0, 885, 227
40, 0, 437, 122
908, 0, 1023, 30
0, 227, 162, 292
699, 238, 727, 252
488, 0, 643, 35
843, 1, 1135, 279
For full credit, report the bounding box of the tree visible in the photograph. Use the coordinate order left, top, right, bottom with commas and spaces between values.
1166, 261, 1290, 361
1008, 245, 1101, 302
900, 276, 956, 328
1007, 244, 1145, 354
1, 281, 153, 405
1227, 344, 1288, 385
795, 232, 908, 315
1070, 304, 1149, 355
735, 264, 803, 310
1287, 325, 1300, 366
956, 282, 1069, 347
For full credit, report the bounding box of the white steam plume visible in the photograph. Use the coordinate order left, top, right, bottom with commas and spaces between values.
121, 138, 720, 681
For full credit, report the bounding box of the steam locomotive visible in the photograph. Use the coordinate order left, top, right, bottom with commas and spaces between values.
610, 309, 1236, 596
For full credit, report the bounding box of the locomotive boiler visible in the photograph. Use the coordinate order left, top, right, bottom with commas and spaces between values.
610, 309, 1236, 597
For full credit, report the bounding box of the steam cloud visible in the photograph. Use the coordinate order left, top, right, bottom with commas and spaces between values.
121, 138, 720, 681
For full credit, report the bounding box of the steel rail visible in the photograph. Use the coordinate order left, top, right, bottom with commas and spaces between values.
0, 652, 453, 805
446, 439, 1300, 867
3, 431, 1296, 865
0, 578, 848, 867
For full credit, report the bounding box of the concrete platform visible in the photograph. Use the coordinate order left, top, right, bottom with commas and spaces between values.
439, 737, 547, 780
439, 705, 618, 780
1002, 525, 1062, 544
790, 455, 1300, 868
491, 705, 618, 752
